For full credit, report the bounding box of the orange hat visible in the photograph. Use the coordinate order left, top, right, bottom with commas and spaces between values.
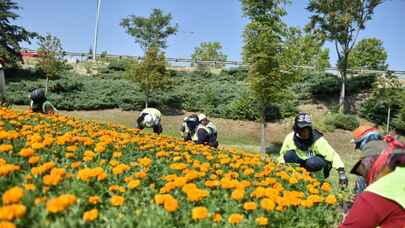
352, 126, 377, 141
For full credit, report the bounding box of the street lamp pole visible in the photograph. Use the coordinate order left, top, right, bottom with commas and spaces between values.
92, 0, 101, 61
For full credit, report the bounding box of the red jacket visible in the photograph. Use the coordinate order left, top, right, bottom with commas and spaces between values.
340, 191, 405, 228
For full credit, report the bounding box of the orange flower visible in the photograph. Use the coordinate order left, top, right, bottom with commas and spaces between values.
128, 179, 141, 189
0, 204, 26, 221
28, 156, 41, 164
71, 162, 81, 169
228, 213, 244, 224
2, 187, 24, 205
0, 221, 16, 228
110, 195, 124, 206
231, 189, 244, 201
212, 212, 222, 223
256, 216, 268, 226
321, 182, 332, 192
23, 184, 36, 191
325, 194, 337, 205
0, 144, 12, 153
243, 202, 257, 211
31, 143, 44, 150
192, 207, 208, 220
46, 194, 76, 213
19, 148, 35, 157
88, 196, 101, 205
163, 196, 178, 212
83, 208, 98, 222
260, 198, 275, 211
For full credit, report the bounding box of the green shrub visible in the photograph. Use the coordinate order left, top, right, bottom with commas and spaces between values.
392, 106, 405, 133
323, 112, 360, 131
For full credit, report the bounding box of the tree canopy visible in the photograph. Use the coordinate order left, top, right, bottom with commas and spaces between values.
121, 8, 178, 51
349, 37, 388, 70
0, 0, 36, 66
191, 41, 227, 69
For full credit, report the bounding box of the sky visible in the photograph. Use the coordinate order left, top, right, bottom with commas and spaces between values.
15, 0, 405, 69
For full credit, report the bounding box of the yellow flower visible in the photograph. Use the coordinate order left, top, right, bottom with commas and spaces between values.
2, 187, 24, 205
110, 195, 124, 207
325, 194, 337, 205
128, 179, 141, 189
260, 198, 275, 211
256, 216, 268, 226
31, 143, 44, 150
28, 156, 41, 164
83, 208, 98, 222
243, 202, 257, 211
0, 204, 26, 221
0, 144, 12, 153
228, 213, 244, 224
88, 196, 101, 205
46, 194, 76, 213
192, 207, 208, 220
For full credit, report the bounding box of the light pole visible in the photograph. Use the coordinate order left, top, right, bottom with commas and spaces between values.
92, 0, 101, 61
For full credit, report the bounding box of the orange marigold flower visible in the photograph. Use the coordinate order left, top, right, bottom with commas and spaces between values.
46, 194, 76, 213
23, 184, 36, 191
128, 179, 141, 189
231, 189, 244, 201
163, 196, 178, 212
71, 162, 81, 169
66, 145, 78, 152
83, 208, 98, 222
2, 187, 24, 205
64, 153, 75, 159
243, 202, 257, 211
192, 207, 208, 220
256, 216, 268, 226
88, 196, 101, 205
31, 143, 44, 150
19, 148, 35, 158
260, 198, 275, 212
0, 221, 16, 228
325, 194, 337, 205
212, 212, 222, 223
0, 144, 12, 153
110, 195, 124, 207
28, 156, 41, 164
228, 213, 244, 224
321, 182, 332, 192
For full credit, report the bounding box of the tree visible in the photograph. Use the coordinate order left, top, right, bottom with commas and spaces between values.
36, 34, 67, 95
121, 8, 178, 51
191, 42, 227, 70
283, 27, 330, 72
0, 0, 37, 67
306, 0, 383, 113
349, 38, 388, 70
241, 0, 297, 157
126, 47, 171, 108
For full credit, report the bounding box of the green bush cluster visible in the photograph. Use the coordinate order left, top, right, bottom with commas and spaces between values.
4, 68, 298, 121
323, 112, 360, 131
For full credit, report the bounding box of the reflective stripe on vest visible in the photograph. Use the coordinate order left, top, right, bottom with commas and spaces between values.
366, 167, 405, 208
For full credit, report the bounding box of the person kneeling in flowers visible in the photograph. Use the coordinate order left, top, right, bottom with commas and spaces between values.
136, 107, 162, 134
340, 152, 405, 228
278, 112, 348, 187
193, 114, 218, 148
179, 114, 199, 141
29, 88, 57, 114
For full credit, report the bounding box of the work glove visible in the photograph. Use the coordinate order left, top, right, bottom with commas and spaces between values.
338, 168, 348, 189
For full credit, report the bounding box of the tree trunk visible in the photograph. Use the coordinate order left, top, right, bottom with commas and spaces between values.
145, 93, 149, 109
338, 73, 346, 113
45, 77, 49, 96
259, 109, 267, 160
0, 67, 5, 103
386, 106, 391, 134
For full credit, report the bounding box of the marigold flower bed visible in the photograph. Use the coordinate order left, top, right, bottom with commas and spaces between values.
0, 107, 341, 227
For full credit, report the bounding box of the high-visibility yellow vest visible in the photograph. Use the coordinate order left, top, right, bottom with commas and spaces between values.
365, 167, 405, 208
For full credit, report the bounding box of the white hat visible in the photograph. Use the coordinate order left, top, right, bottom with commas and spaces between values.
198, 114, 207, 122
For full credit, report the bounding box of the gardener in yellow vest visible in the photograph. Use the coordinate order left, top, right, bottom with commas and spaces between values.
278, 112, 348, 187
340, 152, 405, 227
193, 114, 218, 148
136, 107, 162, 134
